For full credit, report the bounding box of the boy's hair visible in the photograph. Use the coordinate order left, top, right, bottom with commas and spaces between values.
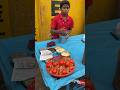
60, 1, 70, 9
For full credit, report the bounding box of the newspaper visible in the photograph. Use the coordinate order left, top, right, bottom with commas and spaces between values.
11, 57, 36, 81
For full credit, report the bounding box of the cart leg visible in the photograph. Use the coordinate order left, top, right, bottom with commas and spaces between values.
66, 84, 70, 90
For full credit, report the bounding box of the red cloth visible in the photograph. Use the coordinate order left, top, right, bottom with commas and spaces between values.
51, 14, 74, 39
85, 0, 93, 9
27, 79, 35, 90
80, 78, 95, 90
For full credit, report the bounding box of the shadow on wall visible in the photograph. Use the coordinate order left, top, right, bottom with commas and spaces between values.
86, 0, 118, 24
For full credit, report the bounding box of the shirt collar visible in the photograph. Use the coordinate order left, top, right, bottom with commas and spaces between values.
59, 13, 70, 21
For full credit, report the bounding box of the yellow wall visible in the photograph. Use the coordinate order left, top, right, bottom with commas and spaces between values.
86, 0, 117, 23
0, 0, 34, 39
35, 0, 85, 41
0, 0, 12, 39
9, 0, 34, 36
35, 0, 51, 41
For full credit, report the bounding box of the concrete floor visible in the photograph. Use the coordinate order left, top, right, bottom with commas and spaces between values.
35, 68, 67, 90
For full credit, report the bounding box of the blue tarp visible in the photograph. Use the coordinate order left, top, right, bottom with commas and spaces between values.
86, 19, 120, 90
35, 34, 85, 90
0, 34, 34, 90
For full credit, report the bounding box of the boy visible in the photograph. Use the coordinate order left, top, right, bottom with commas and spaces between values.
51, 1, 74, 39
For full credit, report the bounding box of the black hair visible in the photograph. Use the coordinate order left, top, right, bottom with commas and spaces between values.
60, 1, 70, 9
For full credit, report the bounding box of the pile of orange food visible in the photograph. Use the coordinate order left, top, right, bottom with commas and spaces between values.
46, 56, 75, 77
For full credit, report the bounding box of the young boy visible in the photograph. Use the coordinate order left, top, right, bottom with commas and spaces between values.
51, 1, 74, 39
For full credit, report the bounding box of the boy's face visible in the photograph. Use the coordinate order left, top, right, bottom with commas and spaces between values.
61, 4, 70, 15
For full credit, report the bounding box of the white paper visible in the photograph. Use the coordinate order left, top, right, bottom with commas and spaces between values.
11, 68, 35, 81
40, 50, 53, 61
40, 50, 52, 56
40, 55, 53, 61
11, 56, 36, 81
13, 57, 36, 69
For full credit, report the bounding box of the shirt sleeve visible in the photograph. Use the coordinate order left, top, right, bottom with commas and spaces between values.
51, 17, 57, 29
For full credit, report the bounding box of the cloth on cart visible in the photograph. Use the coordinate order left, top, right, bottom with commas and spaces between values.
35, 34, 85, 90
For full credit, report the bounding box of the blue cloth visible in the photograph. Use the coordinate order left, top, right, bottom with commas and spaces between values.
0, 34, 34, 90
35, 34, 85, 90
86, 19, 120, 90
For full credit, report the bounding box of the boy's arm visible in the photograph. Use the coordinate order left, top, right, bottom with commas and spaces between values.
51, 28, 66, 34
51, 29, 62, 34
60, 29, 71, 36
66, 29, 71, 34
65, 29, 72, 34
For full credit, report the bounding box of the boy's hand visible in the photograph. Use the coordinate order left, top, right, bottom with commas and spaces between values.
60, 27, 66, 30
51, 29, 63, 34
60, 29, 70, 36
59, 28, 66, 32
57, 28, 66, 35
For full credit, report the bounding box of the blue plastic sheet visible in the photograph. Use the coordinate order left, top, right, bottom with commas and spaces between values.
0, 34, 33, 90
86, 19, 120, 90
35, 34, 85, 90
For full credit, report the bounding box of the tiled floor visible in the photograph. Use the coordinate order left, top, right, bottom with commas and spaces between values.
35, 68, 67, 90
35, 68, 48, 90
35, 62, 85, 90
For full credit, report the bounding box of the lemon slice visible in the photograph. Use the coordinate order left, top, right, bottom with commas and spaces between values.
56, 48, 65, 53
61, 51, 70, 57
55, 46, 62, 50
